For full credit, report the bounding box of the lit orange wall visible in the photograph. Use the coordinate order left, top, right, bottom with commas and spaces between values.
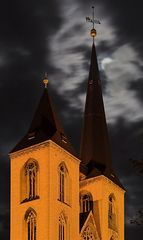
10, 140, 80, 240
80, 175, 125, 240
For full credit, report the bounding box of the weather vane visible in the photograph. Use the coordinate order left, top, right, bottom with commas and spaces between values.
86, 6, 100, 40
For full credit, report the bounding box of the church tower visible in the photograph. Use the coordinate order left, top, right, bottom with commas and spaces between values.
9, 7, 125, 240
79, 7, 125, 240
9, 75, 80, 240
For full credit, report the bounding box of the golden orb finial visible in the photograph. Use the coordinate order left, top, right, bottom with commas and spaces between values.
90, 28, 97, 38
43, 72, 49, 88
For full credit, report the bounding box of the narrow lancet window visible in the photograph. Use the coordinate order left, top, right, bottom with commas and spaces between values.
59, 214, 66, 240
21, 159, 39, 202
108, 194, 117, 231
25, 209, 37, 240
58, 163, 69, 204
59, 165, 65, 202
26, 162, 37, 199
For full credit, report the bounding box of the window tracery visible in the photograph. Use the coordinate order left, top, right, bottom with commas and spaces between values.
25, 209, 37, 240
59, 213, 66, 240
58, 163, 69, 204
80, 192, 93, 213
108, 194, 117, 231
82, 225, 97, 240
59, 165, 65, 202
21, 159, 39, 202
25, 161, 38, 199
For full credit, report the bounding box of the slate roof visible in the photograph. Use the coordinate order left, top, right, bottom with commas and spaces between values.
11, 87, 76, 156
80, 43, 124, 189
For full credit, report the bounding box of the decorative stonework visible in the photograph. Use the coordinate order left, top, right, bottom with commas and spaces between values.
9, 141, 50, 159
80, 212, 100, 240
10, 140, 80, 164
80, 175, 103, 187
80, 175, 125, 193
49, 140, 80, 164
82, 225, 97, 240
110, 229, 119, 239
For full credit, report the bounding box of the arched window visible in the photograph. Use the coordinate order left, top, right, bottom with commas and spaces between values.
21, 159, 39, 202
25, 208, 37, 240
59, 165, 65, 202
58, 163, 69, 204
80, 192, 93, 213
108, 194, 117, 231
59, 213, 66, 240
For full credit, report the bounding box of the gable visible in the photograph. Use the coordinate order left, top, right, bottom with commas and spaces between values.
80, 211, 100, 240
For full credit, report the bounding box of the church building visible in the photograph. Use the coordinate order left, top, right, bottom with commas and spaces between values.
9, 11, 125, 240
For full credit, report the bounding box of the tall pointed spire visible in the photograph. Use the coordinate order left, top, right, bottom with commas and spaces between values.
80, 43, 113, 174
81, 14, 123, 188
11, 75, 76, 156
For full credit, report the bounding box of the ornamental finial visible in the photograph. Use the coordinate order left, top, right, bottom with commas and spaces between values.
86, 6, 101, 40
43, 72, 49, 88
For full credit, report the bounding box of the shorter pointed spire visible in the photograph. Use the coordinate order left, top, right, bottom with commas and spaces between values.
11, 76, 76, 156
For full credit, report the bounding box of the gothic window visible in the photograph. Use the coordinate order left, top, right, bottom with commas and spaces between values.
21, 159, 39, 202
59, 213, 66, 240
25, 208, 37, 240
58, 163, 69, 204
59, 165, 65, 202
108, 194, 117, 231
80, 192, 93, 213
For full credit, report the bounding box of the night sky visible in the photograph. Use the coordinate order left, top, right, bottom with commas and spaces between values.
0, 0, 143, 239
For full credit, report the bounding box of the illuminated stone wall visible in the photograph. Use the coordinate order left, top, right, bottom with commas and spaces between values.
10, 140, 80, 240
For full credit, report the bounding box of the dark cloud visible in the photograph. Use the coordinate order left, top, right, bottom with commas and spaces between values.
108, 118, 143, 228
1, 0, 143, 239
80, 0, 143, 57
97, 40, 114, 54
109, 118, 143, 172
129, 78, 143, 103
126, 224, 143, 240
98, 0, 143, 55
